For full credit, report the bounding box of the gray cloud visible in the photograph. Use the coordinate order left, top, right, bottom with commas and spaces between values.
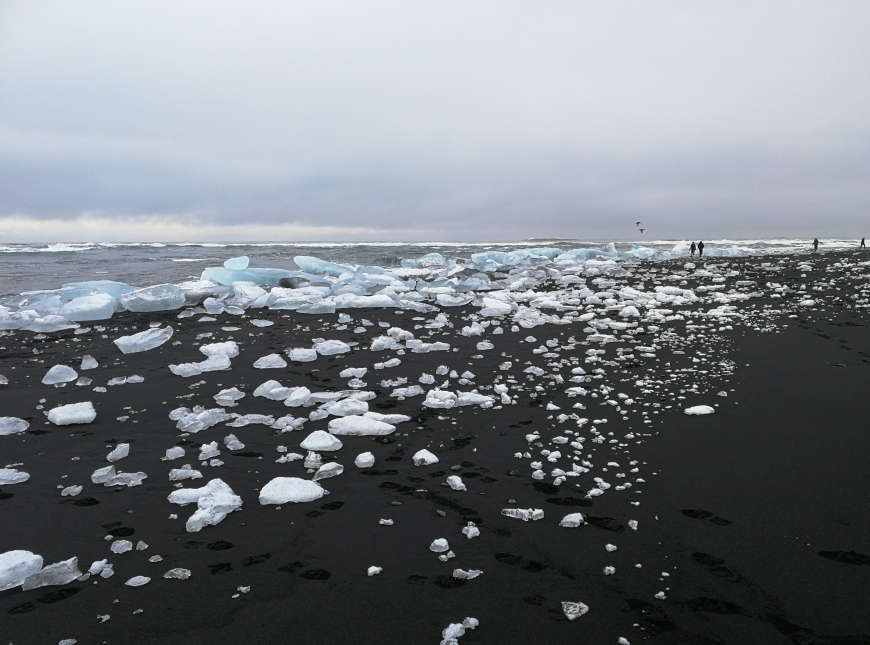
1, 1, 868, 240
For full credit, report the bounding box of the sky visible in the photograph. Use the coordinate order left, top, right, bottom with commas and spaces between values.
1, 0, 868, 242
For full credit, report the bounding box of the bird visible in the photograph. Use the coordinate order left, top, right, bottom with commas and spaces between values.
639, 228, 645, 234
635, 221, 641, 228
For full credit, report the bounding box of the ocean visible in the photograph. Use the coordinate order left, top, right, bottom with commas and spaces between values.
0, 238, 858, 298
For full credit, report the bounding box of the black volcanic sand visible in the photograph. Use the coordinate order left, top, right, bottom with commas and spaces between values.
1, 250, 869, 644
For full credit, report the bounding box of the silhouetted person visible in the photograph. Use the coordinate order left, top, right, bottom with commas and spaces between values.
861, 237, 866, 248
690, 242, 696, 258
813, 238, 819, 252
698, 241, 705, 257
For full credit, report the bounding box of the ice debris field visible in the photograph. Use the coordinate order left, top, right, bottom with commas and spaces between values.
1, 246, 869, 644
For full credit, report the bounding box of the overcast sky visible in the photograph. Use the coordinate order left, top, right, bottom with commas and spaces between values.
1, 1, 868, 242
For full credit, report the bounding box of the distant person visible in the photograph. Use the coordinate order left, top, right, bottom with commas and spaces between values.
690, 242, 696, 258
813, 238, 819, 252
861, 237, 866, 248
698, 241, 705, 257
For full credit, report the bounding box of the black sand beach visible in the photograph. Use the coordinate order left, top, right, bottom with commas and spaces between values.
1, 250, 869, 645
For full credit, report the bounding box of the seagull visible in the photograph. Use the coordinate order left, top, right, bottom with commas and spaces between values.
639, 228, 645, 234
636, 221, 641, 228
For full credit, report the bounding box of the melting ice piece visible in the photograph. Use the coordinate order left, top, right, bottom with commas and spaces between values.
429, 539, 450, 553
299, 430, 343, 451
111, 540, 133, 554
0, 417, 29, 436
323, 399, 368, 417
312, 462, 344, 481
354, 452, 375, 468
106, 443, 130, 462
452, 569, 482, 580
47, 402, 96, 425
287, 348, 317, 362
24, 315, 79, 333
461, 522, 480, 539
21, 557, 81, 590
561, 601, 590, 620
169, 466, 202, 481
367, 566, 382, 576
224, 256, 250, 270
214, 387, 245, 407
61, 293, 116, 322
164, 447, 185, 460
164, 568, 191, 579
328, 416, 395, 436
42, 364, 78, 385
254, 354, 287, 369
446, 475, 466, 491
412, 449, 439, 466
167, 479, 243, 532
500, 508, 544, 521
440, 617, 479, 645
684, 405, 715, 415
259, 477, 327, 504
313, 340, 350, 355
80, 355, 98, 370
119, 284, 185, 312
0, 550, 44, 592
125, 576, 151, 587
340, 367, 367, 378
61, 485, 82, 496
170, 341, 238, 377
114, 326, 174, 354
559, 513, 585, 528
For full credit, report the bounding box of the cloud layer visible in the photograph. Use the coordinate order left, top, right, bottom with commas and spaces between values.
1, 1, 868, 241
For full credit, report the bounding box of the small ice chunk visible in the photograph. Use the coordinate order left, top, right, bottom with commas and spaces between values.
0, 468, 30, 485
214, 387, 245, 407
164, 446, 186, 460
340, 367, 368, 378
328, 415, 395, 436
163, 568, 191, 580
501, 508, 544, 521
684, 405, 715, 415
0, 551, 44, 591
446, 475, 466, 491
0, 417, 29, 436
288, 348, 318, 362
412, 449, 439, 466
61, 485, 82, 496
254, 354, 287, 369
124, 576, 150, 587
47, 402, 96, 425
223, 434, 245, 451
562, 601, 589, 620
80, 355, 98, 370
167, 478, 243, 532
313, 340, 350, 355
312, 462, 344, 481
198, 441, 220, 461
42, 365, 78, 385
106, 443, 129, 462
22, 557, 82, 591
354, 452, 376, 468
452, 569, 482, 580
114, 326, 174, 354
559, 513, 585, 528
300, 430, 343, 451
367, 566, 383, 576
111, 540, 133, 554
223, 256, 249, 270
440, 617, 479, 645
461, 522, 480, 539
429, 538, 450, 553
259, 477, 327, 505
606, 544, 617, 552
251, 319, 273, 327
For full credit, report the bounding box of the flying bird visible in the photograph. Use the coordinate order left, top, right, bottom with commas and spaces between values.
636, 221, 641, 227
639, 228, 645, 234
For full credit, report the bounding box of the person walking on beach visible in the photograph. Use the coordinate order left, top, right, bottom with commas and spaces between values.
698, 241, 705, 257
690, 242, 696, 258
813, 238, 819, 252
861, 237, 866, 248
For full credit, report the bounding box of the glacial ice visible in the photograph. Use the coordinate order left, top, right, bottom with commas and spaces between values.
259, 477, 327, 504
80, 355, 98, 370
288, 348, 318, 362
0, 551, 44, 592
253, 353, 287, 369
60, 293, 116, 321
684, 405, 715, 415
119, 284, 186, 312
562, 601, 590, 620
0, 417, 29, 436
354, 452, 376, 468
47, 402, 97, 425
42, 364, 79, 385
167, 479, 242, 532
224, 256, 250, 270
114, 326, 174, 354
299, 430, 343, 451
312, 462, 344, 481
328, 415, 395, 436
0, 469, 30, 485
106, 443, 130, 462
413, 449, 439, 466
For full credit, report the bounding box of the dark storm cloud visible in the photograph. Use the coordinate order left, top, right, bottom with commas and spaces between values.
1, 1, 868, 240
